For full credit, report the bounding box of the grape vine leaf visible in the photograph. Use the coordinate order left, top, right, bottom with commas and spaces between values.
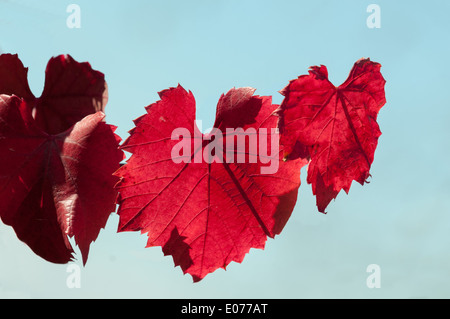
0, 53, 107, 134
277, 58, 386, 213
114, 85, 306, 282
0, 54, 123, 264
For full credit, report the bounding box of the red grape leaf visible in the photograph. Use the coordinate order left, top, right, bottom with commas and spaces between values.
0, 95, 123, 264
0, 54, 34, 101
0, 53, 107, 135
0, 54, 123, 265
115, 85, 306, 282
277, 58, 386, 213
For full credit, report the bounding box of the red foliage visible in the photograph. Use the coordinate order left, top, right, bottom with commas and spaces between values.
0, 53, 387, 282
277, 58, 386, 213
0, 54, 123, 264
114, 85, 306, 281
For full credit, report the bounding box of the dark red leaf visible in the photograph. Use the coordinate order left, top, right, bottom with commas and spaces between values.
115, 85, 306, 281
0, 95, 123, 264
35, 55, 108, 135
0, 53, 122, 264
277, 58, 386, 213
0, 54, 34, 102
0, 54, 107, 135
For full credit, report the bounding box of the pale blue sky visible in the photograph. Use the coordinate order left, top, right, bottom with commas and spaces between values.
1, 0, 450, 298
